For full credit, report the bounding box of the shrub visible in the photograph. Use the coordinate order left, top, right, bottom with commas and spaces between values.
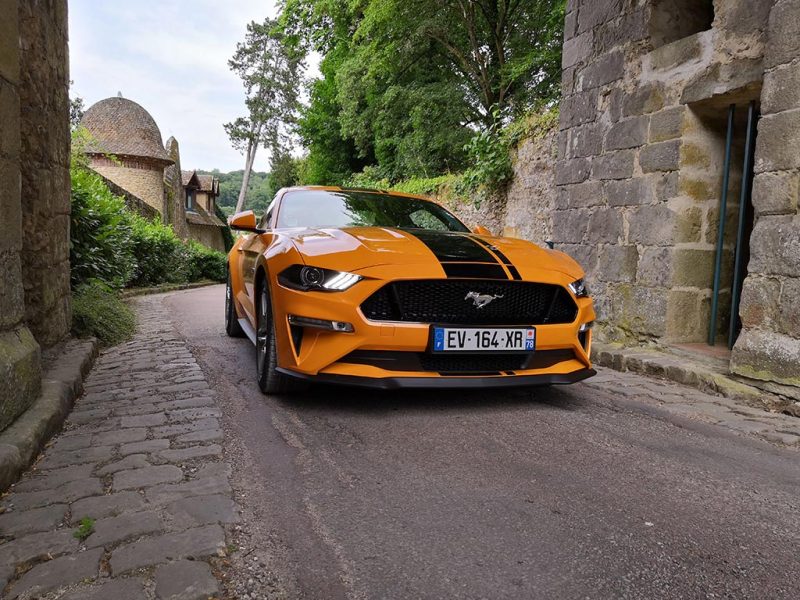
71, 280, 136, 346
70, 167, 135, 289
127, 215, 188, 287
459, 127, 513, 194
185, 241, 227, 283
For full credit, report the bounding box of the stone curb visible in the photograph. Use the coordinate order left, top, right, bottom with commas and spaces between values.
0, 337, 99, 492
121, 280, 220, 299
591, 342, 796, 416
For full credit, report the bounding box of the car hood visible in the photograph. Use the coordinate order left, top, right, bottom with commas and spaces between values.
284, 227, 584, 280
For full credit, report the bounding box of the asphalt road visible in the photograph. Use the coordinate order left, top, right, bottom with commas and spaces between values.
163, 285, 800, 599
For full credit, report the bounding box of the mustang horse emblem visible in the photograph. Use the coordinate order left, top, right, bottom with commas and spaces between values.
465, 291, 504, 309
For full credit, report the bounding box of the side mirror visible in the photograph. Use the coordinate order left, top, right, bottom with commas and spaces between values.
228, 210, 265, 233
472, 225, 492, 236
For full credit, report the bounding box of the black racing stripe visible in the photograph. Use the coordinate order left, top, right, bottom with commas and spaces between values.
401, 229, 500, 263
469, 236, 522, 280
442, 263, 508, 279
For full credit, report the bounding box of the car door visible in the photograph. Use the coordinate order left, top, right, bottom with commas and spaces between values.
237, 198, 278, 323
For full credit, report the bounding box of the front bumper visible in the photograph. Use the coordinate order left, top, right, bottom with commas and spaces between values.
277, 366, 596, 390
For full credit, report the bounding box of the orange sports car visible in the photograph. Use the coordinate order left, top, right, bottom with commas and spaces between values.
226, 186, 596, 393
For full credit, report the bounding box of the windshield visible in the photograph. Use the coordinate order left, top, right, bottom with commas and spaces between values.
275, 190, 470, 233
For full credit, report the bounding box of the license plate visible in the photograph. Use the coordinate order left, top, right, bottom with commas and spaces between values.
432, 327, 535, 352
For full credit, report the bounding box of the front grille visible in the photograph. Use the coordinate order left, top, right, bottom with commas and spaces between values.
360, 280, 577, 325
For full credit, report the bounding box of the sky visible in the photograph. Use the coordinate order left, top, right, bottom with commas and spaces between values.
69, 0, 307, 173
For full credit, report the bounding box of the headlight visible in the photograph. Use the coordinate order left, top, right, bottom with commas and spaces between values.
568, 278, 589, 297
279, 265, 363, 292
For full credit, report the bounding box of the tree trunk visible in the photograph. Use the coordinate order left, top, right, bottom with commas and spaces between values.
235, 140, 259, 213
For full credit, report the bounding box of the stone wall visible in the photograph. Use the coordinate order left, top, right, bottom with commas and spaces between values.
164, 137, 189, 239
445, 127, 557, 244
90, 159, 167, 216
556, 0, 773, 344
94, 171, 160, 221
730, 0, 800, 389
187, 223, 226, 253
18, 0, 72, 346
0, 0, 70, 432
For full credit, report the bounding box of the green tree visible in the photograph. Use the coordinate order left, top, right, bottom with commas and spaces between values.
226, 18, 304, 212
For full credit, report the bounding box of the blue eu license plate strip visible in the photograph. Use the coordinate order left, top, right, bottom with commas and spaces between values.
432, 327, 536, 352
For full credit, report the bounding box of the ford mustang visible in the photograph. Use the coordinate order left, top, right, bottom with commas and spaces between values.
226, 186, 596, 393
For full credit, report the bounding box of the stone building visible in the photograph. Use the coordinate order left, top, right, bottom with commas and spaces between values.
182, 170, 227, 252
80, 96, 227, 252
554, 0, 799, 393
0, 0, 71, 431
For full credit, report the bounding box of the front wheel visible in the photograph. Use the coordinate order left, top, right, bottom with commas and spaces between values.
256, 281, 307, 395
225, 271, 245, 338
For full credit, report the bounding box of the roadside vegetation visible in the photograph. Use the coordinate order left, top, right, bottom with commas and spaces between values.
223, 0, 565, 212
69, 129, 228, 346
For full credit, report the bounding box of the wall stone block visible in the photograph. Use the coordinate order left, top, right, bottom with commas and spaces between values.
639, 139, 681, 172
731, 329, 800, 386
0, 0, 19, 83
627, 204, 675, 246
762, 61, 800, 115
637, 247, 673, 288
649, 107, 685, 143
748, 215, 800, 277
670, 248, 715, 287
739, 276, 780, 330
752, 170, 798, 216
598, 244, 638, 283
673, 206, 703, 243
0, 326, 41, 432
764, 0, 800, 69
0, 251, 25, 330
649, 32, 706, 71
559, 90, 599, 129
552, 209, 591, 244
577, 0, 624, 34
591, 149, 635, 180
609, 284, 668, 338
622, 82, 666, 117
579, 51, 624, 90
586, 208, 624, 243
777, 277, 800, 338
555, 158, 591, 185
569, 123, 603, 158
754, 110, 800, 173
595, 9, 647, 52
560, 243, 598, 279
555, 180, 603, 210
605, 116, 649, 150
562, 32, 593, 69
605, 177, 653, 207
564, 10, 577, 41
666, 290, 710, 342
0, 83, 20, 160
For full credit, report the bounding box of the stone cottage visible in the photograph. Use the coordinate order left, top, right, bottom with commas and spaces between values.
1, 0, 71, 432
79, 96, 227, 252
552, 0, 799, 395
182, 170, 227, 251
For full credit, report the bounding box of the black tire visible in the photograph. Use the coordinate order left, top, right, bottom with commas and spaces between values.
225, 271, 245, 338
255, 280, 307, 395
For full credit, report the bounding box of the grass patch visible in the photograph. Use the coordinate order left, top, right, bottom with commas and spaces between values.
71, 281, 135, 347
73, 516, 95, 541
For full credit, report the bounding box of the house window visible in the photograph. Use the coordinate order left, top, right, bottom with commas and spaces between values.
186, 189, 195, 211
650, 0, 714, 48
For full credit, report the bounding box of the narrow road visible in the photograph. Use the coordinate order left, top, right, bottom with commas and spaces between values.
164, 285, 800, 600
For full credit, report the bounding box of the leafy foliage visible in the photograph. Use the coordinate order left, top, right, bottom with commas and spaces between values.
71, 281, 135, 346
226, 18, 304, 212
460, 127, 513, 193
278, 0, 565, 185
70, 166, 135, 289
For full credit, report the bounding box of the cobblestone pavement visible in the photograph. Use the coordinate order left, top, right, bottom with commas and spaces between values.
0, 297, 238, 599
584, 369, 800, 448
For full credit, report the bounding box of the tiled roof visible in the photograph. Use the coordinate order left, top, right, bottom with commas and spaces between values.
181, 170, 199, 187
186, 203, 226, 228
80, 97, 172, 164
197, 174, 216, 193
